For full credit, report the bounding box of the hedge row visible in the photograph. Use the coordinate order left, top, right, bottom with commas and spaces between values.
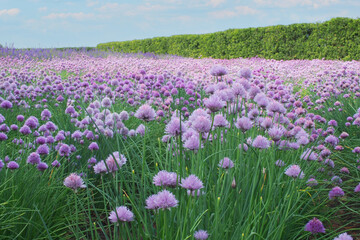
97, 18, 360, 60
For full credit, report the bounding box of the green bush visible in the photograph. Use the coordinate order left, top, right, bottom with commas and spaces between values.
97, 17, 360, 60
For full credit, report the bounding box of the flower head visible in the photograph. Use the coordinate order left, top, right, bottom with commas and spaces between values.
134, 104, 156, 121
145, 190, 178, 210
194, 230, 209, 240
180, 174, 204, 191
284, 165, 302, 178
218, 157, 234, 169
63, 173, 86, 191
333, 232, 353, 240
304, 218, 325, 234
108, 206, 134, 223
153, 170, 178, 187
329, 186, 344, 200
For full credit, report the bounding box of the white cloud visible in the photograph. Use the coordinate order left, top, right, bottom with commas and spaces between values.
38, 7, 47, 12
86, 0, 99, 7
0, 8, 20, 17
254, 0, 339, 8
207, 0, 226, 7
209, 6, 259, 18
43, 12, 94, 20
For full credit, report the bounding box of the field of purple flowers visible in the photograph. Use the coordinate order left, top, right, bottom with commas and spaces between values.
0, 48, 359, 239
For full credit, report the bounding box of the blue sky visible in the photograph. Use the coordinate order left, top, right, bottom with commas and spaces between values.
0, 0, 359, 48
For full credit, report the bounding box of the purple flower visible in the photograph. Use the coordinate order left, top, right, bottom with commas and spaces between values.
268, 126, 284, 141
210, 65, 227, 77
17, 115, 25, 122
329, 186, 345, 200
252, 135, 270, 149
59, 144, 70, 156
194, 230, 209, 240
213, 114, 228, 128
183, 135, 200, 151
354, 183, 360, 192
37, 144, 49, 155
153, 170, 178, 187
218, 157, 234, 169
267, 101, 286, 114
136, 124, 146, 136
340, 167, 349, 174
204, 95, 226, 112
0, 159, 4, 171
180, 174, 204, 191
51, 160, 61, 167
93, 161, 107, 174
0, 100, 12, 109
284, 165, 301, 178
333, 233, 353, 240
134, 104, 156, 121
63, 173, 86, 191
352, 147, 360, 153
325, 135, 339, 147
145, 190, 178, 210
108, 206, 134, 223
275, 159, 285, 167
307, 178, 318, 187
19, 125, 31, 135
235, 117, 252, 132
238, 68, 252, 79
304, 218, 325, 234
105, 152, 127, 173
88, 142, 99, 151
7, 161, 19, 170
37, 162, 48, 171
0, 132, 7, 141
27, 152, 41, 165
165, 117, 185, 136
192, 116, 211, 133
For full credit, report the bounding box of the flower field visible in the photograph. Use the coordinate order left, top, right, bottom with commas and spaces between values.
0, 49, 359, 239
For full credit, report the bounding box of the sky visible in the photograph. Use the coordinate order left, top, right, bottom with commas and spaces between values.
0, 0, 359, 48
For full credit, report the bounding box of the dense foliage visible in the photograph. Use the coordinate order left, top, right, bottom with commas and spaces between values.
97, 17, 360, 60
0, 50, 360, 239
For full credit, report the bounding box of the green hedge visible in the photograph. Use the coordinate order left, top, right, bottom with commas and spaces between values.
97, 17, 360, 60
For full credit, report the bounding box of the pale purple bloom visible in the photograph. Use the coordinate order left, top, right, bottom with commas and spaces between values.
238, 68, 252, 79
63, 173, 86, 190
235, 117, 252, 132
275, 159, 285, 167
333, 233, 353, 240
304, 218, 325, 234
329, 186, 345, 199
307, 178, 318, 187
213, 114, 229, 127
192, 116, 211, 133
27, 152, 41, 165
153, 170, 178, 187
19, 125, 31, 135
0, 100, 12, 109
37, 144, 49, 155
93, 161, 107, 174
210, 65, 227, 77
284, 165, 301, 178
204, 94, 226, 112
0, 159, 4, 171
353, 183, 360, 192
218, 157, 234, 169
7, 161, 19, 170
252, 135, 270, 149
268, 126, 284, 141
51, 160, 61, 167
183, 135, 200, 150
180, 174, 204, 191
37, 162, 48, 171
136, 124, 146, 136
105, 152, 127, 173
0, 132, 7, 141
165, 117, 185, 136
108, 206, 134, 223
194, 230, 209, 240
146, 190, 178, 210
134, 104, 156, 121
88, 142, 99, 151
